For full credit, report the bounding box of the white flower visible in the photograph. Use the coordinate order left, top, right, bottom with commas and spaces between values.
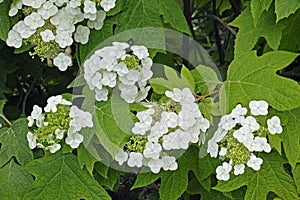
27, 132, 37, 149
23, 0, 46, 8
230, 104, 247, 118
207, 138, 219, 157
178, 110, 196, 130
100, 0, 116, 12
101, 71, 117, 87
161, 111, 178, 128
87, 10, 106, 30
47, 143, 61, 153
53, 53, 72, 71
198, 116, 210, 132
55, 31, 73, 48
219, 147, 227, 157
233, 127, 253, 144
143, 142, 162, 159
84, 0, 97, 15
241, 116, 260, 132
40, 29, 55, 42
132, 122, 151, 135
249, 100, 268, 116
38, 1, 58, 19
247, 154, 263, 171
219, 115, 236, 131
267, 116, 282, 134
74, 25, 90, 44
0, 124, 2, 129
13, 21, 35, 39
233, 164, 245, 175
148, 159, 164, 173
65, 132, 84, 148
95, 88, 109, 101
119, 84, 138, 103
115, 148, 128, 165
176, 130, 192, 149
55, 128, 65, 140
162, 133, 178, 150
131, 45, 149, 59
24, 12, 45, 30
162, 156, 178, 171
216, 162, 232, 181
253, 137, 271, 152
127, 152, 143, 167
44, 95, 71, 113
69, 106, 93, 131
6, 30, 22, 48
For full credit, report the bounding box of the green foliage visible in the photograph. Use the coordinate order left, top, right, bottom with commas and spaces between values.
0, 1, 11, 41
150, 65, 195, 94
0, 159, 34, 200
278, 108, 300, 169
24, 153, 111, 200
250, 0, 273, 27
191, 65, 221, 94
95, 92, 132, 152
274, 0, 300, 22
219, 51, 300, 113
0, 118, 33, 167
214, 151, 298, 200
231, 6, 285, 56
132, 146, 220, 200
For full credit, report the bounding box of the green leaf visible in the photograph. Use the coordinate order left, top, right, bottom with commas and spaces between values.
0, 1, 10, 41
191, 65, 221, 95
267, 133, 282, 155
214, 152, 299, 200
150, 65, 195, 94
158, 0, 191, 34
181, 65, 195, 91
219, 51, 300, 113
275, 0, 300, 22
294, 164, 300, 193
131, 172, 161, 190
250, 0, 273, 26
24, 153, 111, 200
77, 145, 98, 175
0, 118, 33, 167
94, 89, 132, 156
279, 108, 300, 169
230, 6, 285, 57
0, 160, 34, 200
279, 9, 300, 52
94, 167, 120, 191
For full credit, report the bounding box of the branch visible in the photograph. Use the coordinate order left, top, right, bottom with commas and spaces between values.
0, 114, 12, 126
207, 14, 237, 36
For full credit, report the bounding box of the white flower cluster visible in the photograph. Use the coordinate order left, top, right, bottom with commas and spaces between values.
114, 88, 210, 173
6, 0, 116, 71
26, 95, 93, 153
84, 42, 153, 103
207, 100, 283, 181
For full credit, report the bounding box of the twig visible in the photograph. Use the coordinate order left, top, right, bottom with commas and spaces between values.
22, 79, 36, 114
207, 14, 237, 36
0, 114, 12, 126
212, 0, 225, 65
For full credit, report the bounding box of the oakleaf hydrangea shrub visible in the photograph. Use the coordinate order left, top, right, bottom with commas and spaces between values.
5, 0, 116, 71
207, 100, 283, 181
83, 41, 153, 103
114, 87, 210, 173
27, 95, 93, 153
